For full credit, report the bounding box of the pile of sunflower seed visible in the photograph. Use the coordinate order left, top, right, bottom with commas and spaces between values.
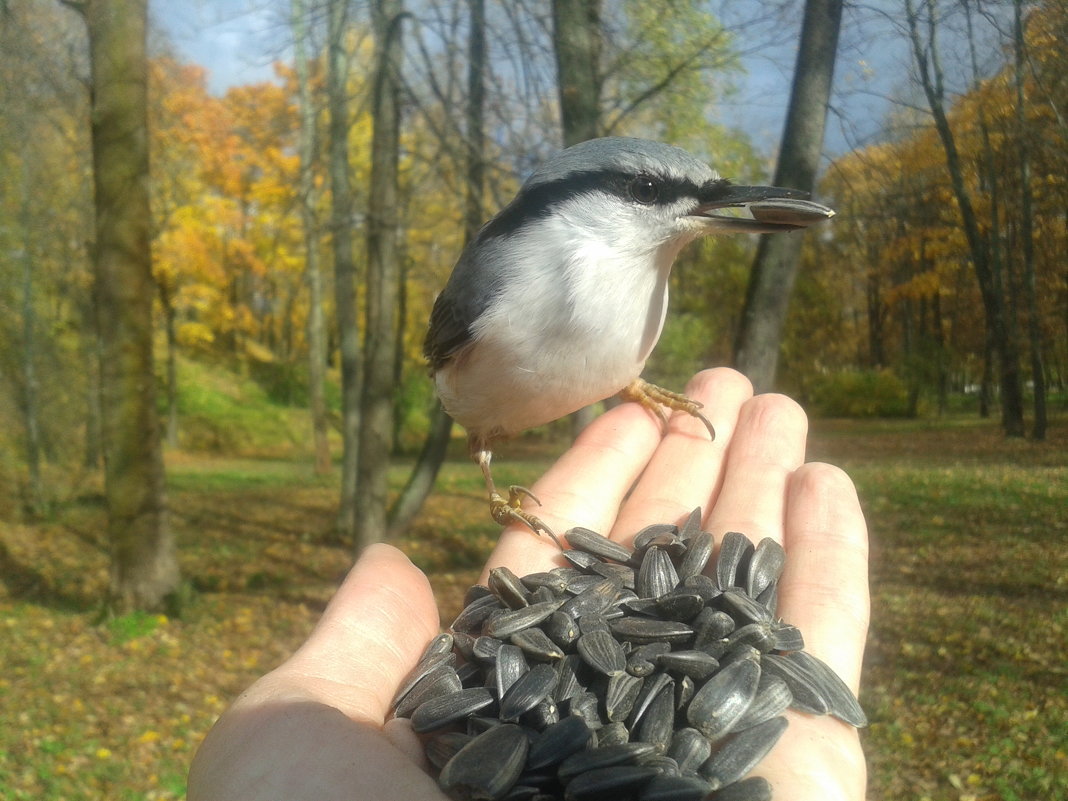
391, 509, 866, 801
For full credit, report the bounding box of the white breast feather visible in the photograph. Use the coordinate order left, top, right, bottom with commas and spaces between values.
437, 200, 693, 439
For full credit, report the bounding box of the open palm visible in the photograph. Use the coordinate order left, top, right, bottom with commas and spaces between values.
188, 368, 868, 801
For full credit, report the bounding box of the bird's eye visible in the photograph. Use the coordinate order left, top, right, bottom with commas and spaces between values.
629, 176, 659, 205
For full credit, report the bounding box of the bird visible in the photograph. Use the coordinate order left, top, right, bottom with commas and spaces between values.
424, 137, 834, 544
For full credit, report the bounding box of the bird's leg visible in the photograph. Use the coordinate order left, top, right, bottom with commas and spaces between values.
474, 445, 563, 548
620, 378, 716, 440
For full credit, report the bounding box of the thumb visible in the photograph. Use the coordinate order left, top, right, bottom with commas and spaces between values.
275, 543, 441, 721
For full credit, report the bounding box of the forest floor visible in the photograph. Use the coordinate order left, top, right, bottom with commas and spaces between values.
1, 412, 1066, 800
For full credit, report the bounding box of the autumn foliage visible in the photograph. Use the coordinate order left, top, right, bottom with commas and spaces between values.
800, 2, 1068, 416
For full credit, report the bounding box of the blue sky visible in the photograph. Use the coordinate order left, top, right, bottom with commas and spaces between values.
149, 1, 917, 159
151, 1, 289, 93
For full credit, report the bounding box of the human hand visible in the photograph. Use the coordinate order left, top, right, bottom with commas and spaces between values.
187, 367, 868, 801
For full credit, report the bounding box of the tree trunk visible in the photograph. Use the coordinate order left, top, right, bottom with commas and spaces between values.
83, 0, 179, 611
293, 0, 332, 473
733, 0, 842, 393
932, 290, 948, 416
83, 303, 103, 468
392, 247, 408, 454
389, 0, 492, 537
161, 287, 179, 449
979, 331, 993, 418
904, 0, 1024, 436
866, 265, 886, 368
19, 155, 45, 516
1013, 0, 1046, 440
552, 0, 602, 145
389, 400, 453, 538
328, 0, 361, 538
355, 0, 405, 552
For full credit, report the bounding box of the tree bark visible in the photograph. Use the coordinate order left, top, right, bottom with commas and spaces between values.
355, 0, 405, 552
389, 399, 453, 538
19, 155, 45, 516
160, 285, 179, 449
83, 299, 103, 469
328, 0, 361, 538
733, 0, 842, 393
83, 0, 179, 611
293, 0, 333, 473
1013, 0, 1046, 440
552, 0, 602, 145
904, 0, 1024, 436
389, 0, 491, 537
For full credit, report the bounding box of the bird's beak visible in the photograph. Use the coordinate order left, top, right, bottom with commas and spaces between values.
689, 182, 835, 234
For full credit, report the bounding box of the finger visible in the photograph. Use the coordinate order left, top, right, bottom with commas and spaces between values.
777, 462, 870, 691
611, 368, 754, 542
704, 393, 809, 545
277, 544, 441, 722
483, 401, 662, 579
754, 464, 869, 801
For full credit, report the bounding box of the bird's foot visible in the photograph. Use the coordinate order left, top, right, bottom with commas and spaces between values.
620, 378, 716, 440
490, 485, 563, 548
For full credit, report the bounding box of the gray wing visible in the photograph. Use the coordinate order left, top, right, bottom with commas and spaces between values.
423, 240, 502, 371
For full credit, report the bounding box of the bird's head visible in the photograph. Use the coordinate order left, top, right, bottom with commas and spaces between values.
480, 137, 834, 257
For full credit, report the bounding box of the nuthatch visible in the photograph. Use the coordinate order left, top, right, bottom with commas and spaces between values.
424, 137, 833, 543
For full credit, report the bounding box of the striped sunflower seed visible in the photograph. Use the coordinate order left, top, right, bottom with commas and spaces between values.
635, 683, 675, 752
425, 730, 473, 770
632, 523, 680, 552
394, 660, 464, 719
562, 766, 659, 800
759, 652, 831, 716
391, 651, 456, 710
610, 617, 694, 645
715, 532, 753, 591
411, 686, 496, 733
700, 716, 788, 789
452, 593, 505, 635
490, 566, 532, 609
495, 644, 530, 699
677, 507, 704, 541
438, 723, 529, 801
577, 629, 627, 677
394, 511, 867, 801
745, 538, 785, 599
527, 715, 593, 770
485, 601, 562, 639
667, 727, 712, 774
782, 650, 867, 727
603, 672, 644, 723
707, 776, 772, 801
593, 720, 630, 747
500, 663, 559, 722
557, 742, 658, 782
677, 531, 714, 581
733, 673, 793, 732
511, 627, 566, 662
640, 773, 713, 801
686, 656, 760, 742
636, 754, 681, 776
637, 546, 679, 599
565, 527, 636, 565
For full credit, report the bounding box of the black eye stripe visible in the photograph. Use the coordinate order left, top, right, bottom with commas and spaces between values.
481, 169, 705, 240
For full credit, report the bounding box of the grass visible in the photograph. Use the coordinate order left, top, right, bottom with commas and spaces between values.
1, 412, 1066, 800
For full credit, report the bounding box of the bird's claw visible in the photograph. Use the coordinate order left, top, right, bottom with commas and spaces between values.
621, 379, 716, 440
489, 486, 563, 549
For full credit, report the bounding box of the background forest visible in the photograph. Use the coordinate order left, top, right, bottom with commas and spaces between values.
1, 1, 1066, 800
